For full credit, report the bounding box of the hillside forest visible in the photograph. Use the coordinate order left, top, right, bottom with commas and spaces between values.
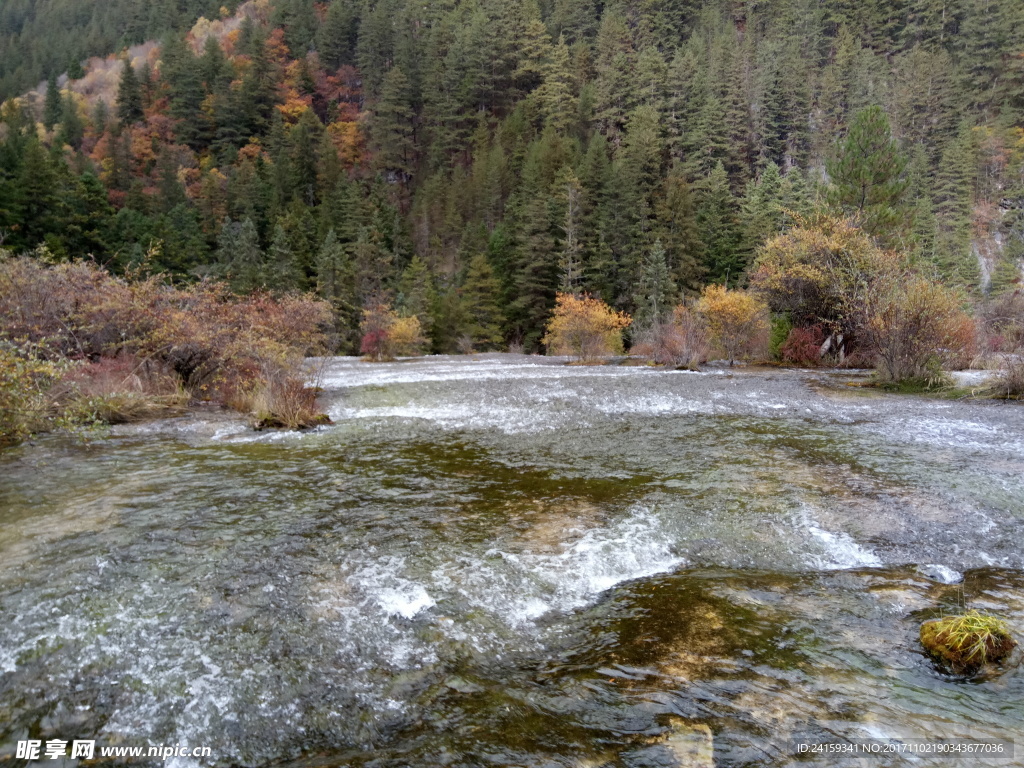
1, 0, 1024, 354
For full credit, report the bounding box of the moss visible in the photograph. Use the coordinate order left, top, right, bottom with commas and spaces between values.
920, 611, 1017, 676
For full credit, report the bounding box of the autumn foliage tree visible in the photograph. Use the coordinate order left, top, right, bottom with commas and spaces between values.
749, 215, 899, 357
542, 293, 632, 363
359, 303, 426, 361
859, 275, 975, 386
695, 285, 770, 365
631, 305, 711, 369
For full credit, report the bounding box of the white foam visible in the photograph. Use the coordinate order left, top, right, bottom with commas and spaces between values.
349, 558, 436, 619
797, 507, 882, 570
918, 564, 963, 584
433, 506, 684, 627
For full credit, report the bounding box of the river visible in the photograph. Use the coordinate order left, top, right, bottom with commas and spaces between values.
1, 355, 1022, 767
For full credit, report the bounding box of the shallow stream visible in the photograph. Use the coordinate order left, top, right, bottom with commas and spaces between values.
1, 356, 1022, 767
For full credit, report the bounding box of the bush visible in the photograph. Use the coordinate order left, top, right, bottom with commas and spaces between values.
246, 367, 332, 430
988, 357, 1024, 400
359, 303, 427, 361
780, 325, 826, 367
859, 276, 976, 386
979, 290, 1024, 354
52, 353, 186, 425
695, 285, 770, 365
749, 214, 899, 353
768, 313, 793, 360
542, 293, 632, 363
631, 306, 711, 369
0, 255, 334, 439
0, 341, 64, 444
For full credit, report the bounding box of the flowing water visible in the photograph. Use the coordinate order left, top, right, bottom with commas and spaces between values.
1, 355, 1023, 767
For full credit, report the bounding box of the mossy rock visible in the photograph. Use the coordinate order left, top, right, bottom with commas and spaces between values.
253, 412, 333, 431
920, 611, 1017, 676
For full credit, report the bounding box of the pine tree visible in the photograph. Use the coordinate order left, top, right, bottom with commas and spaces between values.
558, 169, 584, 294
43, 73, 62, 130
826, 105, 911, 243
656, 167, 703, 293
536, 35, 576, 133
931, 126, 979, 288
696, 161, 742, 285
633, 239, 676, 330
373, 67, 415, 181
116, 59, 144, 126
397, 255, 436, 336
56, 94, 84, 149
739, 161, 784, 265
316, 228, 359, 346
460, 253, 504, 349
220, 217, 266, 292
317, 1, 358, 70
268, 223, 304, 291
162, 35, 208, 147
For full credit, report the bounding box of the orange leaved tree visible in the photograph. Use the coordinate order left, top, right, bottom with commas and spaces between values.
359, 303, 427, 361
542, 293, 632, 363
695, 285, 770, 366
859, 275, 976, 386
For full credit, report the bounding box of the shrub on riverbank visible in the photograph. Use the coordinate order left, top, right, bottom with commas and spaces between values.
359, 303, 427, 361
631, 306, 711, 369
51, 354, 187, 425
543, 293, 632, 363
0, 255, 333, 441
0, 342, 64, 445
695, 285, 770, 366
859, 276, 975, 387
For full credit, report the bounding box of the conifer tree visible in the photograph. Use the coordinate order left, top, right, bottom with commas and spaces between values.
373, 67, 415, 182
220, 217, 266, 292
536, 35, 576, 133
739, 162, 784, 265
316, 228, 359, 345
558, 170, 584, 294
460, 253, 504, 350
116, 59, 144, 126
656, 167, 703, 292
696, 161, 742, 285
826, 105, 911, 243
317, 1, 358, 70
56, 94, 84, 149
43, 73, 62, 130
633, 239, 676, 330
397, 255, 435, 336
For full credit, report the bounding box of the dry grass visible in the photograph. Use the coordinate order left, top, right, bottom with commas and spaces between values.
987, 357, 1024, 400
57, 355, 187, 424
243, 364, 331, 431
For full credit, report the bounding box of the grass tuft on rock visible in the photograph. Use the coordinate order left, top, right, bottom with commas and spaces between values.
920, 610, 1016, 676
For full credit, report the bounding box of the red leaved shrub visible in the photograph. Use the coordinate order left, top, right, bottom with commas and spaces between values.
780, 325, 825, 367
0, 254, 334, 430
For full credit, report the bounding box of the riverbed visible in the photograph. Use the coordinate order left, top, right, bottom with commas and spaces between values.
1, 356, 1022, 767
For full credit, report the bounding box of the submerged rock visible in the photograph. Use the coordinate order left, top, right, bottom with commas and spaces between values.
624, 722, 715, 768
917, 564, 964, 584
662, 723, 714, 767
920, 611, 1017, 676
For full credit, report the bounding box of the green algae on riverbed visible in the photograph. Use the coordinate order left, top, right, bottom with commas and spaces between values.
0, 356, 1022, 767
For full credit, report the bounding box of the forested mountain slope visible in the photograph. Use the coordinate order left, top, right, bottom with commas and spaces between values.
0, 0, 240, 99
1, 0, 1023, 352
